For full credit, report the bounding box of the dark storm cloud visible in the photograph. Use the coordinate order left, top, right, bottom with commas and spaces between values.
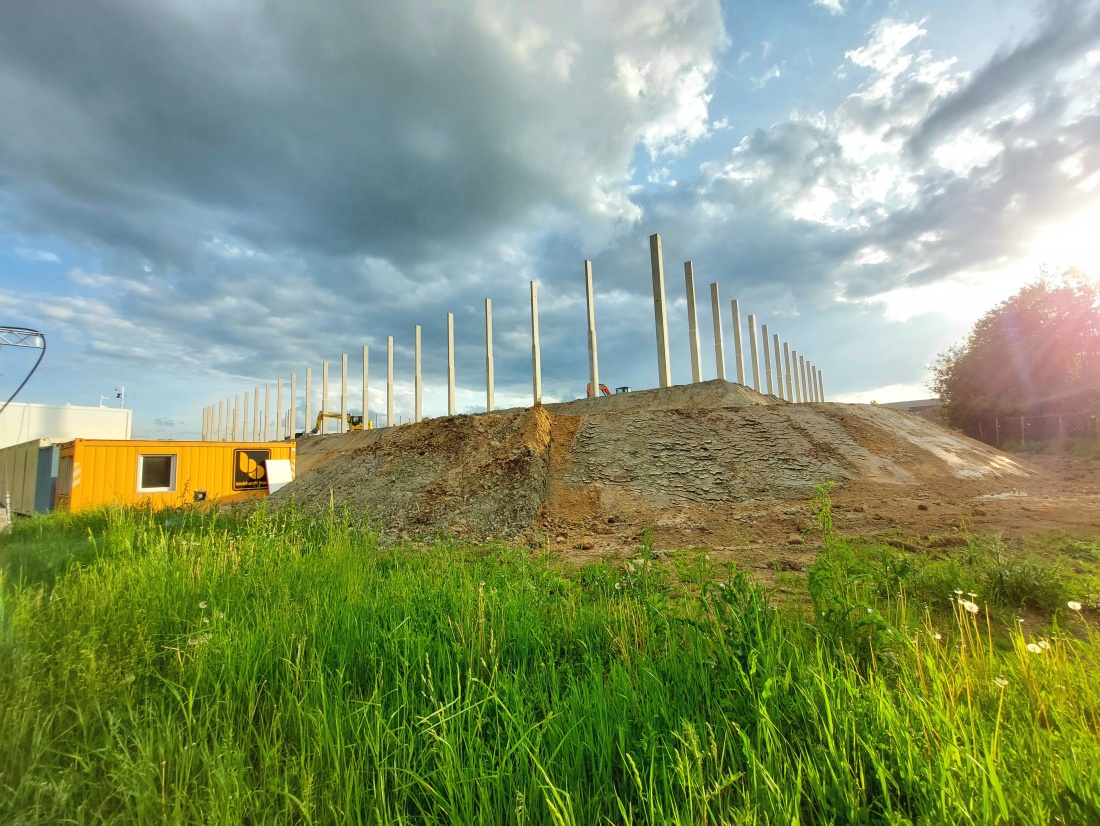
0, 0, 723, 269
909, 0, 1100, 155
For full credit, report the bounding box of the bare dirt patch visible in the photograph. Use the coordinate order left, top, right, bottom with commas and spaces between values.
277, 380, 1100, 571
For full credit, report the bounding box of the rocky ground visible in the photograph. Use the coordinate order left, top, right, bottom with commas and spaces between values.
274, 380, 1100, 574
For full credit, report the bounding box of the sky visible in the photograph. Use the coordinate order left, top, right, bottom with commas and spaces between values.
1, 0, 1099, 438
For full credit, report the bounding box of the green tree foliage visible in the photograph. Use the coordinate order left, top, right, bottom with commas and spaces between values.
931, 271, 1100, 428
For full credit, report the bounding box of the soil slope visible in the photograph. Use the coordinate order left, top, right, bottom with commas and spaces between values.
273, 380, 1098, 559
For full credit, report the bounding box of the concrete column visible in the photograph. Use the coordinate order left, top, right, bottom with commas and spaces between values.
817, 370, 825, 402
242, 391, 250, 440
485, 299, 495, 412
340, 353, 348, 433
414, 326, 422, 422
800, 355, 809, 403
276, 379, 284, 441
387, 336, 394, 427
262, 384, 270, 440
710, 283, 725, 381
684, 262, 701, 383
748, 314, 761, 392
530, 281, 542, 403
649, 234, 672, 388
321, 362, 329, 435
772, 335, 784, 401
447, 313, 456, 416
251, 388, 259, 440
304, 370, 312, 437
585, 262, 599, 396
790, 350, 801, 402
233, 396, 239, 440
204, 406, 210, 441
761, 324, 774, 396
731, 300, 745, 384
783, 343, 794, 401
807, 363, 817, 402
290, 373, 297, 437
225, 397, 231, 440
367, 347, 376, 426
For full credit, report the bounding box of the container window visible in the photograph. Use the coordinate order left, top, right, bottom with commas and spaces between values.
137, 454, 176, 493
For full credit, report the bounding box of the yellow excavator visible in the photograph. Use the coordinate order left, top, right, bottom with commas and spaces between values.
307, 412, 373, 435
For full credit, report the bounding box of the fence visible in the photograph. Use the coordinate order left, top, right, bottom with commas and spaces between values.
965, 412, 1099, 448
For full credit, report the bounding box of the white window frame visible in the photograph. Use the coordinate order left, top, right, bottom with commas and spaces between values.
137, 454, 177, 493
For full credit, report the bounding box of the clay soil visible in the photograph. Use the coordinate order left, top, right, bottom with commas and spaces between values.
276, 380, 1100, 575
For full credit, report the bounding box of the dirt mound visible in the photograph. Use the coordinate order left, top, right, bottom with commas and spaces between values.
273, 380, 1100, 557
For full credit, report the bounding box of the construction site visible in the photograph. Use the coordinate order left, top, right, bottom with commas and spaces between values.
270, 380, 1099, 569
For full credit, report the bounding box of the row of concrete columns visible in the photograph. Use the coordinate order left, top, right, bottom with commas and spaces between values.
198, 233, 827, 440
646, 233, 826, 402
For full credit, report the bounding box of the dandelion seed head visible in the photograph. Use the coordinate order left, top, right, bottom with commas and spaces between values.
963, 601, 980, 614
198, 601, 207, 610
1027, 642, 1043, 654
1038, 639, 1050, 650
614, 581, 621, 590
933, 632, 942, 641
1068, 601, 1082, 611
994, 676, 1008, 688
967, 592, 977, 599
954, 589, 964, 596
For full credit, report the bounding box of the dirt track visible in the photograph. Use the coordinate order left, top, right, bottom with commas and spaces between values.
274, 380, 1100, 568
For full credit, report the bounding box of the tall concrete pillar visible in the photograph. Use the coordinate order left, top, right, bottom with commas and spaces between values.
227, 397, 233, 439
585, 262, 599, 396
243, 392, 250, 440
684, 262, 702, 383
340, 354, 348, 433
290, 373, 297, 437
530, 281, 542, 403
649, 234, 672, 388
387, 336, 394, 427
232, 396, 239, 440
276, 379, 283, 441
216, 401, 223, 441
817, 370, 825, 402
304, 370, 312, 437
748, 314, 761, 392
253, 387, 260, 440
485, 299, 494, 412
783, 343, 794, 401
772, 335, 784, 401
447, 313, 456, 416
321, 362, 329, 435
731, 300, 745, 385
414, 326, 422, 422
711, 283, 725, 381
367, 347, 376, 426
261, 387, 270, 442
808, 363, 817, 402
790, 350, 801, 402
800, 355, 809, 403
761, 324, 774, 395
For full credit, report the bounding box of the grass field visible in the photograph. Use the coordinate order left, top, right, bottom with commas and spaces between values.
1, 499, 1099, 824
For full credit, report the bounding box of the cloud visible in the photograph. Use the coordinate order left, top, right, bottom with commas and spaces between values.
15, 248, 59, 262
812, 0, 846, 15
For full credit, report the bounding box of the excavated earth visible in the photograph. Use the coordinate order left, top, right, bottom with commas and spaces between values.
273, 380, 1100, 568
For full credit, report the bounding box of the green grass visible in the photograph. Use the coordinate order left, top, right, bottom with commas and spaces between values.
1, 503, 1098, 824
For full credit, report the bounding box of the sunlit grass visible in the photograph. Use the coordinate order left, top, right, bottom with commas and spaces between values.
0, 503, 1098, 824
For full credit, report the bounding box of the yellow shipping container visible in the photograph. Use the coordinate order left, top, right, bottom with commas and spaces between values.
55, 440, 296, 512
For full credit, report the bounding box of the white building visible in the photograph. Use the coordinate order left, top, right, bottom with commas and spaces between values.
0, 402, 132, 450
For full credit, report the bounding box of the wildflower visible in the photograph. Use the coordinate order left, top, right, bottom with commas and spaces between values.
967, 592, 977, 599
962, 601, 980, 614
1017, 618, 1024, 624
614, 581, 621, 590
1068, 601, 1082, 611
203, 617, 210, 624
933, 632, 942, 641
994, 676, 1008, 688
954, 589, 963, 596
867, 607, 874, 615
1027, 643, 1043, 654
198, 601, 207, 610
1038, 640, 1050, 650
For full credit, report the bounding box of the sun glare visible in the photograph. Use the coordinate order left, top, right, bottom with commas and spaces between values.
1028, 199, 1100, 281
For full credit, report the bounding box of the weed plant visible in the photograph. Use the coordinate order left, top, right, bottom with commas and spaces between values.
1, 504, 1098, 824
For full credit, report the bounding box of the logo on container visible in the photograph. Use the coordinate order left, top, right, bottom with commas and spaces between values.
233, 449, 270, 490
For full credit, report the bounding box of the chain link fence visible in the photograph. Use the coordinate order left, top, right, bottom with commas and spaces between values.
963, 411, 1100, 448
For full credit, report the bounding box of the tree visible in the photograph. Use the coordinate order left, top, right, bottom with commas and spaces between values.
930, 270, 1100, 430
